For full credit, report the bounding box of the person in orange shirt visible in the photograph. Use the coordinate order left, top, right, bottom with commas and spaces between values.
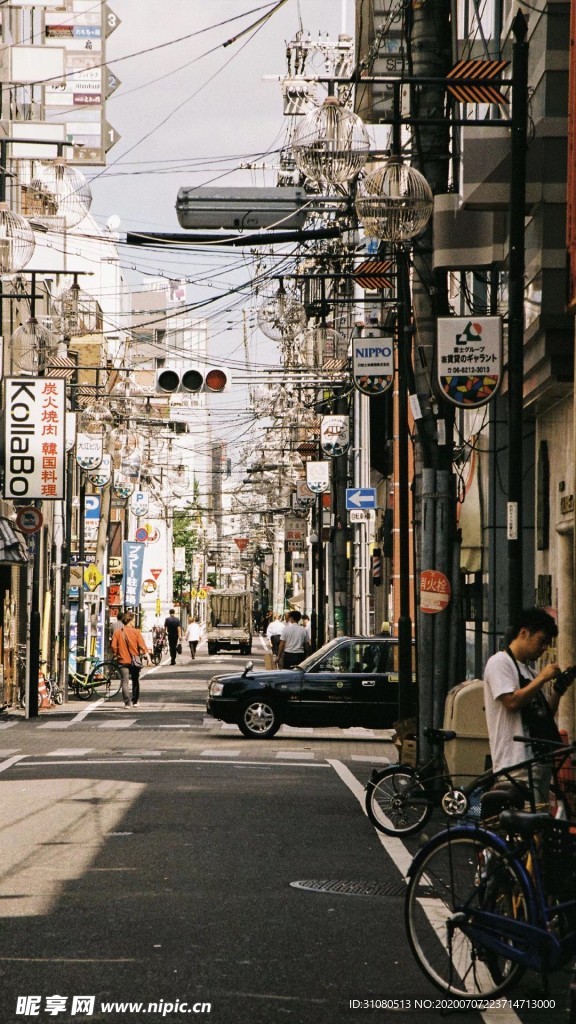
111, 611, 150, 708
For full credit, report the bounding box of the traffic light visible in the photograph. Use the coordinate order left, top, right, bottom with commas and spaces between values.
155, 366, 231, 394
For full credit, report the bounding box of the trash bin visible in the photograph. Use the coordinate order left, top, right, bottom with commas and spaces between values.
443, 679, 490, 786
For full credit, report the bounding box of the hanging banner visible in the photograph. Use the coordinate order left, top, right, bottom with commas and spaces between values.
320, 415, 350, 457
76, 432, 103, 470
352, 330, 394, 395
3, 378, 66, 500
437, 316, 502, 407
174, 546, 186, 571
306, 461, 330, 494
122, 540, 145, 606
130, 489, 149, 518
87, 453, 111, 487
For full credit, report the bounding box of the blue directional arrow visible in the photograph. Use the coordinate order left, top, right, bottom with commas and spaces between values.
346, 487, 376, 510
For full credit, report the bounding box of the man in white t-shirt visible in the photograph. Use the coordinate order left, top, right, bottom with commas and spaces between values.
278, 611, 308, 669
266, 615, 284, 656
483, 607, 561, 803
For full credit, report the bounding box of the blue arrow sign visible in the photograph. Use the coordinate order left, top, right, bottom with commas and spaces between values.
346, 487, 376, 510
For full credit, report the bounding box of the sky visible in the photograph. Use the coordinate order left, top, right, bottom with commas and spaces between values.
81, 1, 353, 471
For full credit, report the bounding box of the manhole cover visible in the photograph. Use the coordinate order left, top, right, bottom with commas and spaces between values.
290, 879, 406, 897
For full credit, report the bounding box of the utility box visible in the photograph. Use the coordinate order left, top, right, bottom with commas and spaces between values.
443, 679, 490, 786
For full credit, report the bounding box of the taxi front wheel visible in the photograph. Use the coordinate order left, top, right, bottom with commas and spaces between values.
238, 698, 281, 739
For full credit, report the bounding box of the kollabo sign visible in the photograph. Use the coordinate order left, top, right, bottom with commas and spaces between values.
3, 378, 66, 500
352, 330, 394, 395
437, 316, 502, 407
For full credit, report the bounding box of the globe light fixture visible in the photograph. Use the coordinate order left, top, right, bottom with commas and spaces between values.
77, 400, 114, 436
303, 325, 347, 367
10, 317, 55, 374
51, 281, 100, 335
109, 374, 147, 410
355, 156, 434, 242
292, 96, 370, 185
257, 281, 307, 341
29, 158, 92, 229
0, 202, 35, 273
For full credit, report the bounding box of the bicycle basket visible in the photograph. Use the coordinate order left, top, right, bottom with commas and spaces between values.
540, 818, 576, 898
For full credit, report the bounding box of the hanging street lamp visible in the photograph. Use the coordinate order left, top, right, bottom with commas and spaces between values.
292, 96, 370, 185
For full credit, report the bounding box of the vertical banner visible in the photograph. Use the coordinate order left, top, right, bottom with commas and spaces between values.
3, 378, 66, 499
122, 540, 145, 606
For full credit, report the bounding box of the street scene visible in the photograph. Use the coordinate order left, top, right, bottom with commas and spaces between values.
0, 0, 576, 1021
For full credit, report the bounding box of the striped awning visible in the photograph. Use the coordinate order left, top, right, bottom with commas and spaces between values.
0, 518, 29, 564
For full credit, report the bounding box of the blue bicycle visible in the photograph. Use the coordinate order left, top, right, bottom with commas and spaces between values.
404, 741, 576, 999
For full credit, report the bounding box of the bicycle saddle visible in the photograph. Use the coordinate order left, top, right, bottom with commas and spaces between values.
480, 786, 526, 819
422, 727, 456, 745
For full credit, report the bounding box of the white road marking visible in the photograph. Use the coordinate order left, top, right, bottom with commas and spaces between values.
200, 749, 242, 757
45, 749, 94, 757
0, 754, 27, 773
275, 750, 315, 760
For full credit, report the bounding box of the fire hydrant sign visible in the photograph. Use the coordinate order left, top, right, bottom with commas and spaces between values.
420, 569, 451, 614
437, 316, 502, 407
3, 378, 66, 500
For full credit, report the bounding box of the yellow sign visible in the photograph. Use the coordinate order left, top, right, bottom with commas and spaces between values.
84, 564, 104, 592
198, 588, 207, 600
156, 597, 161, 615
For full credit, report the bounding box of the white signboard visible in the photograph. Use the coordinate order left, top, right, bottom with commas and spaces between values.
76, 432, 103, 470
87, 453, 111, 487
3, 378, 66, 500
437, 316, 502, 407
174, 546, 186, 571
285, 516, 306, 542
131, 490, 149, 518
320, 415, 350, 457
352, 330, 394, 395
295, 479, 315, 506
306, 461, 330, 494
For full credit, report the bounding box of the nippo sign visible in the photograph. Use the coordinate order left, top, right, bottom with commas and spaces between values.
420, 569, 451, 614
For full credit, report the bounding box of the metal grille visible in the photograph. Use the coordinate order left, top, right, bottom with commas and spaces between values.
290, 879, 406, 897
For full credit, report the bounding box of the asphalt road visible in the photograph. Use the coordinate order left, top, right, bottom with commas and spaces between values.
0, 642, 573, 1023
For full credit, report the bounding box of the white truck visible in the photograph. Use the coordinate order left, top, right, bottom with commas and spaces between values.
205, 589, 253, 656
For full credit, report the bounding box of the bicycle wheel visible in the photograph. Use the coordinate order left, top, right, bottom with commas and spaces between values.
365, 766, 433, 836
74, 682, 94, 701
405, 829, 528, 996
88, 661, 122, 700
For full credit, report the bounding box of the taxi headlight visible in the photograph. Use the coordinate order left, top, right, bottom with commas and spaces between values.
209, 681, 224, 697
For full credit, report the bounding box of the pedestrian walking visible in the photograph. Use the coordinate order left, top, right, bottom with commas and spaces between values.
111, 611, 150, 708
266, 614, 284, 657
164, 608, 182, 665
185, 618, 202, 660
278, 611, 308, 669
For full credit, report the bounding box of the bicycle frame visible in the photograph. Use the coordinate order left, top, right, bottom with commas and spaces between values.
408, 818, 576, 976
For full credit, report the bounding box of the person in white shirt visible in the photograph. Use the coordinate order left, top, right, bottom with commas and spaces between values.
184, 618, 203, 660
278, 611, 308, 669
266, 614, 284, 656
483, 607, 563, 805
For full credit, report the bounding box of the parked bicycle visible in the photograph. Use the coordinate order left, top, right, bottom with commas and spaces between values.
404, 739, 576, 999
365, 722, 576, 836
68, 650, 122, 701
39, 663, 64, 708
365, 726, 498, 836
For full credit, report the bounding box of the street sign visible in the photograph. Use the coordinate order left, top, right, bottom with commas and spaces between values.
84, 564, 104, 592
349, 509, 374, 523
346, 488, 376, 510
16, 506, 43, 535
353, 259, 394, 291
447, 58, 509, 108
420, 569, 451, 613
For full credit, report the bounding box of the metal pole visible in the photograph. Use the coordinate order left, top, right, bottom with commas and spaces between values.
507, 11, 529, 623
397, 246, 414, 720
